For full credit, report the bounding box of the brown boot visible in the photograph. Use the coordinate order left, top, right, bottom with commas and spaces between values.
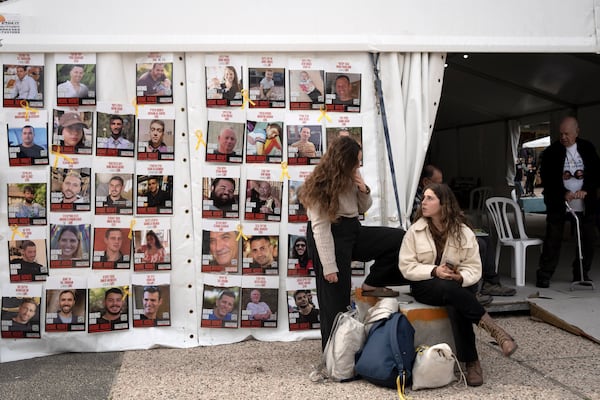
478, 312, 518, 357
465, 360, 483, 386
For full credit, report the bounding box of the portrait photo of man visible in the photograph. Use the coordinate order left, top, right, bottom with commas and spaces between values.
243, 235, 278, 274
132, 285, 170, 327
206, 289, 238, 322
3, 64, 44, 107
136, 63, 173, 103
137, 175, 173, 213
137, 118, 175, 160
206, 121, 244, 163
50, 167, 91, 211
56, 64, 96, 105
96, 114, 135, 156
8, 239, 48, 282
8, 184, 46, 222
202, 177, 239, 219
93, 228, 130, 269
325, 72, 361, 112
2, 297, 40, 337
15, 125, 46, 159
95, 174, 133, 214
241, 288, 277, 327
202, 230, 240, 273
47, 289, 85, 328
89, 287, 129, 332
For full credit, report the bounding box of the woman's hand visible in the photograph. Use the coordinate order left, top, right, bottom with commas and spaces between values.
353, 170, 368, 193
435, 264, 463, 282
324, 272, 338, 283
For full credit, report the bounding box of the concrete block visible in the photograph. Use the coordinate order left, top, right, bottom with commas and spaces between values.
400, 302, 456, 353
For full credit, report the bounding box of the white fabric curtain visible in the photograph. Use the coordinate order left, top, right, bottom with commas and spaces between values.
506, 119, 521, 186
378, 53, 446, 228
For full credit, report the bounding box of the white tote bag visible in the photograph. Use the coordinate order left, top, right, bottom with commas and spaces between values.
411, 343, 458, 390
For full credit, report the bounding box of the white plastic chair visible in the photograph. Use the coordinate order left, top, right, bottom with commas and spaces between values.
485, 197, 543, 286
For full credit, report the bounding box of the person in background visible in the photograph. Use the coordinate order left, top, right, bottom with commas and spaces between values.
536, 116, 600, 288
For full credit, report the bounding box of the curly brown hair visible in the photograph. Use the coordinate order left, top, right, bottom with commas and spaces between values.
414, 183, 469, 249
298, 136, 361, 221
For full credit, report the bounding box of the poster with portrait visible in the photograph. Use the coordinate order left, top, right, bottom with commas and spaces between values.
286, 277, 320, 331
45, 276, 86, 333
202, 164, 240, 219
240, 275, 278, 328
247, 55, 286, 108
287, 223, 314, 277
287, 166, 313, 223
92, 216, 133, 270
94, 158, 134, 215
206, 108, 245, 163
325, 113, 363, 158
205, 54, 244, 107
201, 219, 240, 274
50, 162, 92, 212
288, 56, 325, 110
137, 106, 175, 160
56, 52, 96, 106
201, 274, 242, 329
136, 53, 173, 105
136, 162, 174, 215
8, 226, 48, 283
132, 273, 171, 328
7, 169, 47, 226
3, 53, 44, 108
6, 108, 49, 166
49, 213, 91, 269
286, 112, 323, 166
95, 102, 136, 157
1, 284, 42, 339
51, 109, 93, 155
245, 109, 284, 164
132, 217, 171, 272
324, 59, 362, 112
244, 166, 283, 222
241, 222, 279, 276
87, 271, 130, 333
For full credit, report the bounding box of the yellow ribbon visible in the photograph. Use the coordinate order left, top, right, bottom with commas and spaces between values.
51, 148, 74, 168
195, 129, 206, 151
128, 219, 136, 240
122, 285, 131, 301
280, 161, 291, 180
317, 105, 332, 123
20, 100, 34, 120
131, 98, 139, 116
10, 225, 24, 241
235, 224, 248, 242
240, 89, 255, 109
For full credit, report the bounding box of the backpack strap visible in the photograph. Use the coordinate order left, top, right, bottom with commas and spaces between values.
388, 313, 409, 400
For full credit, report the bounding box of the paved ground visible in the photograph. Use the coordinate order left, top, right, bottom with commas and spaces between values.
0, 314, 599, 400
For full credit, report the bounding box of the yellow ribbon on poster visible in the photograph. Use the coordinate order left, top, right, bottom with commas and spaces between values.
240, 89, 255, 109
10, 225, 24, 241
128, 219, 136, 240
131, 98, 139, 116
20, 100, 34, 120
195, 129, 206, 150
317, 105, 332, 123
280, 161, 291, 180
235, 224, 248, 242
122, 285, 131, 301
51, 148, 74, 168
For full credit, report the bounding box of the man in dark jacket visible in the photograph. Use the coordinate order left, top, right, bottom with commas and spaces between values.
536, 116, 600, 288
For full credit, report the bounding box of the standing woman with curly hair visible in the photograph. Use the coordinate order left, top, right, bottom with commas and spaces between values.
299, 136, 406, 350
399, 183, 517, 386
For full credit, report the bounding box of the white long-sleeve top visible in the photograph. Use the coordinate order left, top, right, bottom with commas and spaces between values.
307, 185, 372, 277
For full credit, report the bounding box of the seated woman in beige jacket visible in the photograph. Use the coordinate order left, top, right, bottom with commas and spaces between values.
399, 183, 517, 387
